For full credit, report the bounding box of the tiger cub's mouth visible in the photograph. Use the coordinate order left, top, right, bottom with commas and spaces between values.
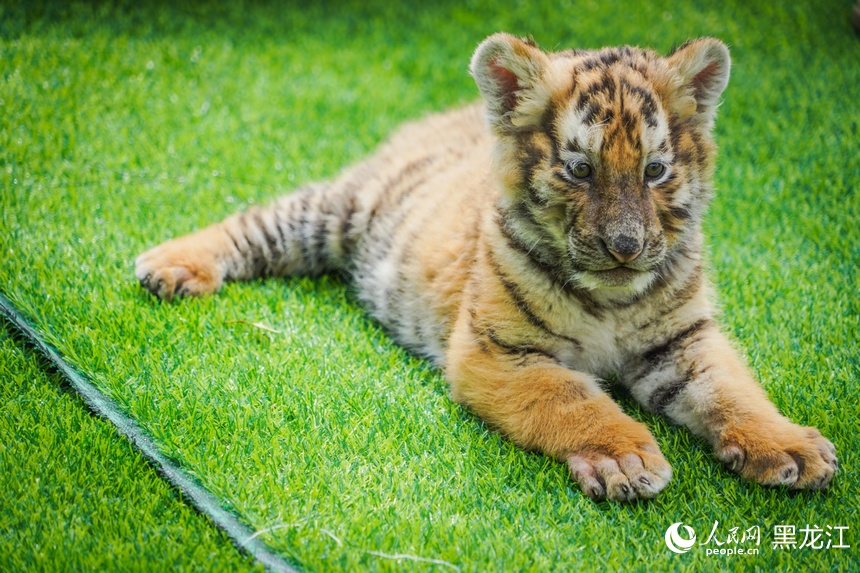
577, 265, 657, 294
592, 266, 642, 284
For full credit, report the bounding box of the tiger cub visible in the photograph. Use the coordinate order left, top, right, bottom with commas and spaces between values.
136, 34, 837, 501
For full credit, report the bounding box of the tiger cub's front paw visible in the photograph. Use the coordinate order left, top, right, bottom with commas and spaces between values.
567, 442, 673, 501
135, 236, 224, 301
716, 421, 837, 490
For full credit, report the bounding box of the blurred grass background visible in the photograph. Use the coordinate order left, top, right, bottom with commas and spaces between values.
1, 0, 858, 571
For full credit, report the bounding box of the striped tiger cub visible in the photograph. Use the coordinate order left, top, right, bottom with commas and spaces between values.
136, 34, 837, 501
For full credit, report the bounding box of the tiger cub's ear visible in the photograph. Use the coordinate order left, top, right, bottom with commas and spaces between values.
666, 38, 731, 125
470, 33, 552, 133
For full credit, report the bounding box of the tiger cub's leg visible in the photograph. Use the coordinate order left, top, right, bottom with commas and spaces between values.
135, 183, 353, 301
626, 320, 837, 490
445, 314, 673, 502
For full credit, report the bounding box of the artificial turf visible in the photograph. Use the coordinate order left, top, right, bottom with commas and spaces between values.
1, 0, 858, 571
0, 323, 263, 572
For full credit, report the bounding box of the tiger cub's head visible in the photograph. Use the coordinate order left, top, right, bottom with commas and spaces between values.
470, 34, 730, 295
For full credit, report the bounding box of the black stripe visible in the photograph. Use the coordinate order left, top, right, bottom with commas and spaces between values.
539, 101, 562, 159
225, 226, 259, 278
557, 48, 584, 59
385, 226, 421, 324
251, 210, 277, 254
552, 170, 573, 187
633, 268, 702, 331
497, 206, 606, 320
485, 328, 559, 365
633, 61, 648, 76
659, 171, 681, 195
620, 110, 638, 132
599, 51, 621, 67
667, 204, 691, 221
252, 210, 279, 274
584, 73, 617, 102
565, 140, 583, 154
486, 248, 582, 350
574, 89, 593, 114
600, 108, 615, 125
468, 310, 559, 365
675, 147, 694, 167
525, 183, 548, 208
365, 178, 436, 266
497, 211, 567, 284
337, 188, 359, 259
626, 125, 642, 152
649, 377, 689, 413
520, 142, 547, 199
311, 219, 329, 270
367, 173, 434, 240
273, 205, 291, 272
621, 80, 657, 121
642, 318, 711, 365
648, 357, 715, 414
569, 285, 604, 319
308, 191, 334, 270
225, 228, 243, 258
643, 109, 658, 129
240, 225, 266, 277
284, 216, 303, 266
604, 121, 625, 150
582, 102, 601, 126
365, 156, 435, 230
295, 194, 314, 270
692, 136, 707, 170
580, 57, 601, 71
498, 206, 604, 320
467, 309, 491, 355
686, 359, 715, 381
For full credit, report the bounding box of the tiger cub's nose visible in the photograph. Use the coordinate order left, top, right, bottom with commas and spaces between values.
605, 235, 643, 264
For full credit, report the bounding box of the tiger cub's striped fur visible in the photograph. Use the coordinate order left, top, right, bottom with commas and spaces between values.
136, 34, 837, 501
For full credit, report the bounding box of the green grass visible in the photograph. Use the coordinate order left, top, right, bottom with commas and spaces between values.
1, 0, 858, 571
0, 323, 263, 572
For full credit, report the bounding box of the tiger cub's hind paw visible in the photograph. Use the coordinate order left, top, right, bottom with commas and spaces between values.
135, 239, 223, 301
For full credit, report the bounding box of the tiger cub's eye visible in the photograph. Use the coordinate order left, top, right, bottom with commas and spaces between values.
567, 161, 592, 180
644, 162, 666, 180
